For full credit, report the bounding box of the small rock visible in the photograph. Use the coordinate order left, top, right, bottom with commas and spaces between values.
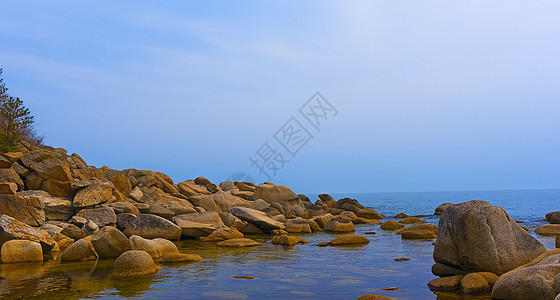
428, 275, 463, 291
233, 276, 258, 280
434, 203, 453, 215
356, 294, 393, 300
394, 257, 411, 261
317, 242, 329, 247
201, 227, 244, 242
61, 239, 97, 261
380, 220, 404, 231
324, 217, 355, 233
398, 217, 427, 224
535, 224, 560, 236
158, 253, 202, 263
271, 235, 308, 246
329, 234, 369, 246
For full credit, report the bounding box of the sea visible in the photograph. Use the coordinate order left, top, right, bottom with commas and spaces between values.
1, 188, 558, 300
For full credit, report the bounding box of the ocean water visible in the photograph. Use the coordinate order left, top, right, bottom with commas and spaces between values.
0, 189, 558, 300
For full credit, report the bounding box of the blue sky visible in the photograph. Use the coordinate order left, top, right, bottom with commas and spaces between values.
1, 1, 559, 194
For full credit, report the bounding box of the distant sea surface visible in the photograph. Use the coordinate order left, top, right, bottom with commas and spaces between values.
1, 189, 558, 300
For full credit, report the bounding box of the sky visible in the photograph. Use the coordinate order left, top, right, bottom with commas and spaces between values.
1, 1, 559, 194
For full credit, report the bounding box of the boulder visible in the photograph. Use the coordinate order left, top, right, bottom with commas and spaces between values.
381, 220, 404, 231
91, 226, 130, 258
219, 181, 236, 191
0, 214, 56, 252
73, 179, 114, 208
0, 169, 24, 190
310, 214, 336, 228
0, 240, 43, 263
394, 213, 408, 218
151, 238, 179, 258
217, 238, 261, 247
10, 162, 29, 177
155, 195, 196, 215
253, 183, 298, 205
0, 156, 12, 168
396, 223, 438, 235
228, 207, 285, 231
129, 235, 159, 258
176, 180, 211, 197
110, 202, 141, 216
285, 217, 312, 233
174, 219, 216, 238
146, 204, 175, 220
271, 235, 308, 246
234, 181, 255, 192
0, 194, 45, 226
324, 218, 355, 233
18, 190, 73, 221
492, 249, 560, 300
0, 182, 17, 195
122, 214, 182, 240
201, 227, 244, 242
247, 199, 270, 211
173, 211, 225, 228
401, 229, 436, 240
428, 275, 463, 291
329, 234, 369, 246
41, 178, 73, 198
433, 201, 547, 276
76, 207, 117, 227
60, 239, 97, 261
535, 224, 560, 236
435, 203, 453, 215
159, 253, 202, 263
240, 222, 265, 235
356, 295, 392, 300
546, 211, 560, 224
61, 224, 86, 240
20, 149, 72, 182
113, 250, 159, 278
459, 272, 491, 294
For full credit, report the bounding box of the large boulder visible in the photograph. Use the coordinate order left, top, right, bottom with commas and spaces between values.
227, 207, 285, 231
76, 207, 117, 227
285, 217, 312, 233
0, 214, 56, 252
253, 183, 298, 205
172, 211, 225, 238
129, 235, 159, 258
113, 250, 159, 278
271, 235, 308, 246
0, 240, 43, 263
492, 249, 560, 300
122, 214, 182, 240
0, 194, 45, 226
91, 226, 130, 258
433, 201, 547, 276
72, 179, 114, 208
201, 227, 244, 242
546, 211, 560, 224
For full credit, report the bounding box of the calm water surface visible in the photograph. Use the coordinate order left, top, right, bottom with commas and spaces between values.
1, 189, 558, 299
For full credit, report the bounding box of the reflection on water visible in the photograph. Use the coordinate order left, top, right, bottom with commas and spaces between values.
0, 189, 557, 299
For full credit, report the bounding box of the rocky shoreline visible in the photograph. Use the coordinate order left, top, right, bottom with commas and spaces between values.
0, 144, 559, 299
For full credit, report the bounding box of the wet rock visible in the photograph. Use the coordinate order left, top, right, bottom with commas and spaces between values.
0, 214, 56, 252
356, 294, 392, 300
546, 211, 560, 224
435, 203, 453, 215
228, 207, 285, 231
60, 239, 97, 261
381, 220, 404, 231
394, 213, 408, 218
434, 201, 547, 276
271, 235, 308, 246
492, 249, 560, 300
0, 193, 45, 226
76, 207, 117, 227
285, 217, 312, 233
113, 250, 159, 278
0, 240, 43, 263
460, 272, 491, 294
428, 275, 463, 291
535, 224, 560, 236
217, 238, 261, 247
159, 253, 202, 263
201, 227, 244, 242
401, 229, 436, 240
329, 234, 369, 246
122, 214, 182, 240
91, 226, 130, 258
398, 217, 426, 224
324, 217, 355, 233
317, 241, 329, 247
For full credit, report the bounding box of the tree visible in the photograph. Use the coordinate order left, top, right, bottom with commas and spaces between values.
0, 96, 34, 146
0, 68, 39, 149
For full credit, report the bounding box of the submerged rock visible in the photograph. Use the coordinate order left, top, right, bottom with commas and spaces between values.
329, 234, 369, 246
113, 250, 159, 278
271, 235, 308, 246
217, 238, 261, 247
158, 253, 202, 263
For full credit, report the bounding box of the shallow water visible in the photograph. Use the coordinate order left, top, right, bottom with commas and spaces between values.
0, 189, 558, 299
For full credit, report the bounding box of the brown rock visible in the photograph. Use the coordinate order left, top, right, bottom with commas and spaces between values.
201, 227, 244, 242
329, 234, 369, 246
20, 149, 72, 182
91, 226, 130, 258
435, 203, 453, 215
381, 220, 404, 231
113, 250, 159, 278
271, 235, 308, 246
398, 217, 427, 224
253, 183, 298, 205
122, 214, 182, 240
427, 275, 463, 291
76, 207, 117, 227
73, 179, 114, 208
0, 240, 43, 263
324, 217, 355, 233
535, 224, 560, 236
356, 294, 392, 300
217, 238, 261, 247
61, 239, 97, 261
460, 272, 491, 294
0, 169, 24, 190
0, 182, 17, 195
159, 252, 202, 263
0, 194, 45, 226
